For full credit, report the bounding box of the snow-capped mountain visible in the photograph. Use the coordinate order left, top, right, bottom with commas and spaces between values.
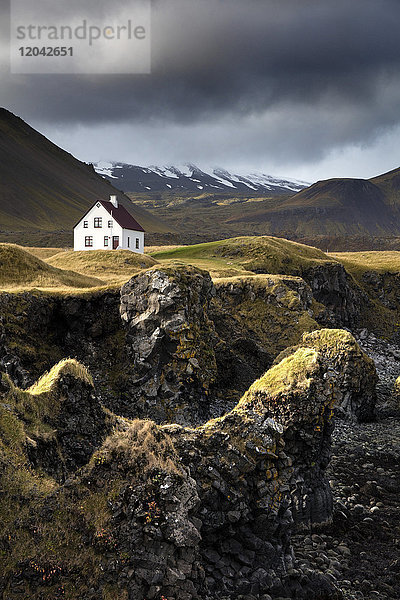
93, 162, 309, 195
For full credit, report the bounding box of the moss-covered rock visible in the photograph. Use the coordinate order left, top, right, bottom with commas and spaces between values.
209, 274, 322, 407
1, 358, 113, 481
2, 329, 376, 599
393, 375, 400, 408
275, 329, 377, 422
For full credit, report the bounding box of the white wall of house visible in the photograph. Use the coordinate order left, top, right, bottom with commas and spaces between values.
122, 229, 145, 253
73, 203, 144, 253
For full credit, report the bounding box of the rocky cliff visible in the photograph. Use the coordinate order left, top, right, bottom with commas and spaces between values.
120, 266, 218, 424
0, 328, 377, 599
0, 266, 322, 426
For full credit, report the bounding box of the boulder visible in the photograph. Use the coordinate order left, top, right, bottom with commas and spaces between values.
3, 358, 113, 480
275, 329, 377, 422
120, 266, 218, 424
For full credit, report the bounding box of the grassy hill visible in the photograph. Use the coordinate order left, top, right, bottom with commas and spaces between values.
47, 249, 157, 284
330, 251, 400, 277
150, 236, 334, 278
0, 109, 171, 236
0, 244, 103, 290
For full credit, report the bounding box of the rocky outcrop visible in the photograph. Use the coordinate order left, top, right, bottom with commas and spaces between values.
362, 270, 400, 310
0, 267, 374, 429
120, 266, 219, 424
0, 313, 31, 388
302, 263, 365, 328
87, 331, 374, 599
0, 329, 378, 599
275, 329, 377, 422
2, 359, 113, 481
209, 274, 320, 407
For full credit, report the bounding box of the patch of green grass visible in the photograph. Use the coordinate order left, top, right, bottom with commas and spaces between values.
151, 236, 334, 279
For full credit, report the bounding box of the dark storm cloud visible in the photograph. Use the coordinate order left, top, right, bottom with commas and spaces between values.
1, 0, 400, 173
2, 0, 400, 122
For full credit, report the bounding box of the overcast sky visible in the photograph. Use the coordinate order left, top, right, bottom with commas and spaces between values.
2, 0, 400, 182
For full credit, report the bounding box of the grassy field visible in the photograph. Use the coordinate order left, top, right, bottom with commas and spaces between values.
4, 238, 400, 295
24, 247, 70, 260
150, 236, 333, 278
144, 245, 184, 255
46, 249, 157, 285
331, 251, 400, 276
0, 244, 103, 291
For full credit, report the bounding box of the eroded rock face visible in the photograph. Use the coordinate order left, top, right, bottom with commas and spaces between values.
104, 338, 365, 599
302, 263, 365, 328
11, 362, 114, 482
2, 330, 376, 599
0, 266, 378, 430
0, 310, 31, 388
77, 345, 346, 600
120, 266, 219, 424
95, 332, 374, 599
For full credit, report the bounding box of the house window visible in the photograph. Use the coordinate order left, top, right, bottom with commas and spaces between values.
127, 237, 130, 248
85, 236, 93, 247
108, 220, 113, 228
104, 236, 109, 247
83, 220, 88, 228
94, 217, 102, 228
136, 238, 139, 249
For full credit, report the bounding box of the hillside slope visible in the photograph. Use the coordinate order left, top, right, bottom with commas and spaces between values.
225, 174, 400, 236
0, 244, 102, 289
0, 109, 170, 234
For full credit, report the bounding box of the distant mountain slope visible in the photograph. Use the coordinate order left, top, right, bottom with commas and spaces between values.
225, 172, 400, 236
0, 109, 170, 233
94, 162, 309, 195
370, 166, 400, 206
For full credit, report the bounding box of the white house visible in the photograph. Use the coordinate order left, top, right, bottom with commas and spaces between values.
74, 195, 145, 253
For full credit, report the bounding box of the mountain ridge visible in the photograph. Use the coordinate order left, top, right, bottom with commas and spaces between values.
93, 161, 309, 194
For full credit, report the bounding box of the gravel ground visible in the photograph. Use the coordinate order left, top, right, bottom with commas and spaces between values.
292, 330, 400, 600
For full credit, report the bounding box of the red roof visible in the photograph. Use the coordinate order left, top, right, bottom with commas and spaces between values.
99, 200, 145, 232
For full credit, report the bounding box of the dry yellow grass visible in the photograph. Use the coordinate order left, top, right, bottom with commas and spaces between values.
331, 251, 400, 275
24, 247, 70, 260
46, 249, 158, 284
97, 419, 180, 475
144, 245, 185, 254
0, 244, 103, 291
28, 359, 93, 395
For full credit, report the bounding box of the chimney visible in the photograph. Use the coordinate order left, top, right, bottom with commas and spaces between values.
110, 195, 118, 208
